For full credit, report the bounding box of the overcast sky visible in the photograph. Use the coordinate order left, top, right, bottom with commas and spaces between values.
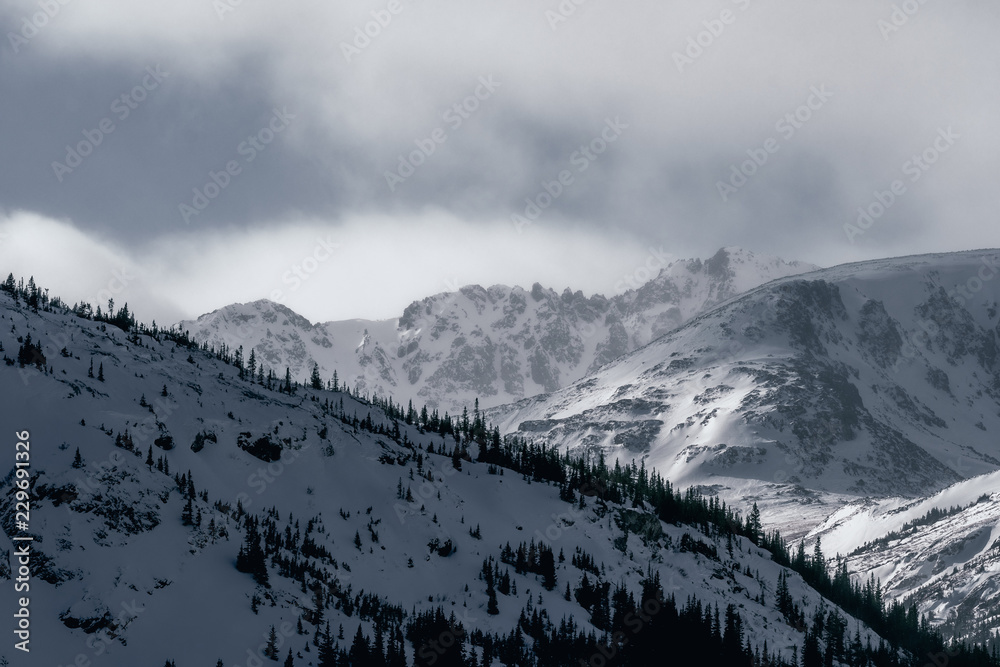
0, 0, 997, 325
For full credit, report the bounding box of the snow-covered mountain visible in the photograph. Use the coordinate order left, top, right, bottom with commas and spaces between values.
809, 471, 1000, 645
489, 250, 1000, 501
177, 248, 816, 416
0, 276, 952, 666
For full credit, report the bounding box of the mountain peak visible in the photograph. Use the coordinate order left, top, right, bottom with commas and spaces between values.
179, 248, 814, 413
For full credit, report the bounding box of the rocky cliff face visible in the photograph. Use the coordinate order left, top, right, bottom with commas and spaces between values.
489, 250, 1000, 499
178, 247, 814, 414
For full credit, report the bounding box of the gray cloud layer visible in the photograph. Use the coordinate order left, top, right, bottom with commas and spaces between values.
1, 0, 998, 321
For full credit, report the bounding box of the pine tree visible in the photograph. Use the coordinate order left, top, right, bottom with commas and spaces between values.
812, 537, 826, 580
72, 447, 83, 469
487, 580, 499, 615
310, 363, 323, 390
236, 519, 269, 586
317, 624, 337, 667
283, 648, 294, 667
722, 603, 744, 663
539, 547, 556, 591
746, 502, 762, 544
311, 587, 325, 628
775, 571, 792, 620
26, 276, 38, 309
348, 626, 371, 665
16, 335, 45, 369
802, 624, 823, 667
265, 625, 278, 659
97, 362, 104, 382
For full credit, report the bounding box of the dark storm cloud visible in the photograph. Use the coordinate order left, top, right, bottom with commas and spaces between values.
0, 52, 350, 239
0, 0, 998, 322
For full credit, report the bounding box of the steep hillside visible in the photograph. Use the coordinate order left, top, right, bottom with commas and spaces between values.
0, 279, 942, 667
177, 248, 815, 415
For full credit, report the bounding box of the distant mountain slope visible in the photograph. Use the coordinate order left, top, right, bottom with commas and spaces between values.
488, 250, 1000, 499
178, 248, 816, 415
809, 471, 1000, 645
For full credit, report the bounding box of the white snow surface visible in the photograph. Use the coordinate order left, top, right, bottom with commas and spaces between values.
0, 287, 897, 666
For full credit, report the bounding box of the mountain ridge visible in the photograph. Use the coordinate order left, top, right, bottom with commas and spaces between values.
487, 248, 1000, 499
178, 247, 817, 415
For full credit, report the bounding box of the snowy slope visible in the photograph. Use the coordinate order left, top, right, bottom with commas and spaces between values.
177, 248, 816, 416
488, 250, 1000, 502
0, 285, 902, 666
807, 471, 1000, 644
